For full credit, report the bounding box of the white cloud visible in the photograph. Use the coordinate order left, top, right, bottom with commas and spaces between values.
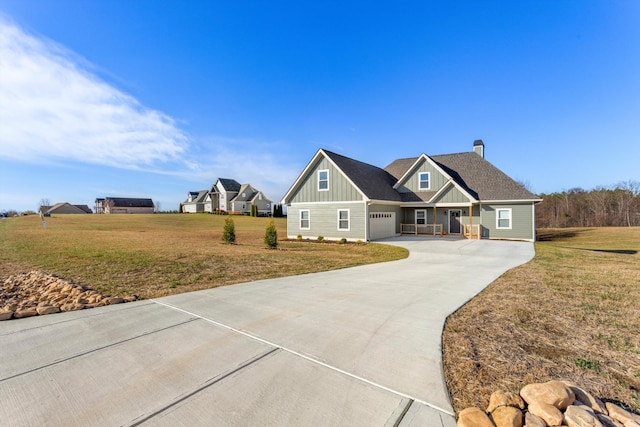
0, 17, 188, 169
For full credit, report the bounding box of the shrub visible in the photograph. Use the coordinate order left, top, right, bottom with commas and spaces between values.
317, 236, 324, 242
264, 220, 278, 249
296, 234, 302, 241
222, 217, 236, 244
355, 240, 363, 245
338, 238, 347, 244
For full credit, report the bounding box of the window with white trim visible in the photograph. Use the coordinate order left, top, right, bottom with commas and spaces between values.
419, 172, 430, 190
300, 210, 310, 230
338, 209, 350, 231
318, 170, 329, 191
496, 208, 512, 229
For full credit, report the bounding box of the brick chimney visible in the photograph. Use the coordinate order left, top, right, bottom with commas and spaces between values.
473, 139, 485, 158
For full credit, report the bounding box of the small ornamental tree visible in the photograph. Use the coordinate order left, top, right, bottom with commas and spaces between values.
264, 220, 278, 249
222, 217, 236, 244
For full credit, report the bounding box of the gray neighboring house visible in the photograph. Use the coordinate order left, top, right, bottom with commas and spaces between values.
39, 203, 92, 215
182, 178, 273, 215
282, 140, 542, 242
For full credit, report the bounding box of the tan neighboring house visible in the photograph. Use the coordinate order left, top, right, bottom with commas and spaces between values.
182, 178, 272, 216
39, 203, 92, 215
98, 197, 155, 214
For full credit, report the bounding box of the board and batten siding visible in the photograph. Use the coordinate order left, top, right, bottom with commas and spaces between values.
481, 203, 535, 241
289, 158, 364, 203
396, 158, 448, 194
431, 185, 470, 204
287, 202, 366, 241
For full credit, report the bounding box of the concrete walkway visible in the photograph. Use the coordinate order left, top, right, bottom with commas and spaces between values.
0, 238, 534, 426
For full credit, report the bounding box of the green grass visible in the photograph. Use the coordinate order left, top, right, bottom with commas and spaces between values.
0, 214, 408, 298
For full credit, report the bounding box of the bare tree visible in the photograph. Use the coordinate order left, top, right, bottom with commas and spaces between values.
38, 198, 51, 213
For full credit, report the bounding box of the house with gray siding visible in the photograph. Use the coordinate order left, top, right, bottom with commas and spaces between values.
282, 140, 541, 242
182, 178, 273, 215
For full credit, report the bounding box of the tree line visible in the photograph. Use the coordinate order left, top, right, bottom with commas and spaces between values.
536, 181, 640, 228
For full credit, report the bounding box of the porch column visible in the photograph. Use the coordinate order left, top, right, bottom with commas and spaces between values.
433, 206, 436, 236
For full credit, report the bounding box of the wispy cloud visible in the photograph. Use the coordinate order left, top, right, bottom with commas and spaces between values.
0, 17, 188, 169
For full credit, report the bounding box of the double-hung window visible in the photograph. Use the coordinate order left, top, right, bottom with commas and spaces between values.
496, 208, 512, 229
300, 210, 310, 230
419, 172, 430, 190
318, 170, 329, 191
338, 209, 350, 231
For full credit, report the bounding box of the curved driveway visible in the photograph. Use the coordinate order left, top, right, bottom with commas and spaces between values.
0, 238, 534, 426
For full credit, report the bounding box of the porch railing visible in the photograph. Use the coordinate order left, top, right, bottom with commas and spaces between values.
400, 223, 443, 236
464, 224, 480, 239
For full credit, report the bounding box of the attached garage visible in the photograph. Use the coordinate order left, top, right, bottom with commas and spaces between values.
369, 212, 396, 240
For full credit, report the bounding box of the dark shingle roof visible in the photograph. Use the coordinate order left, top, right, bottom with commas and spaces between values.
108, 198, 154, 208
218, 178, 241, 192
323, 150, 402, 201
385, 152, 539, 202
431, 152, 538, 201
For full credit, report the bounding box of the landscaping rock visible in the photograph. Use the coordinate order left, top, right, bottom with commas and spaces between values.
487, 390, 525, 413
564, 404, 603, 427
597, 414, 625, 427
36, 306, 60, 315
606, 403, 640, 425
0, 271, 138, 320
491, 405, 523, 427
457, 407, 495, 427
14, 307, 38, 318
521, 380, 575, 410
526, 401, 564, 426
524, 412, 546, 427
566, 382, 608, 415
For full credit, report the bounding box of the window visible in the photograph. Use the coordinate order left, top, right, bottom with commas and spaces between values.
415, 210, 426, 225
318, 170, 329, 191
419, 172, 430, 190
338, 209, 350, 231
300, 210, 310, 230
496, 208, 512, 229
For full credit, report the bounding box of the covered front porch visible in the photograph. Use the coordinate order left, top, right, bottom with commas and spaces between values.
399, 205, 481, 239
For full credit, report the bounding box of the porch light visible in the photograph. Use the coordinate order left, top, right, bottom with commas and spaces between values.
462, 210, 467, 215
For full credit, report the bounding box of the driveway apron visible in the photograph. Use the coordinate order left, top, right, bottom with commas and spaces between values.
0, 238, 534, 426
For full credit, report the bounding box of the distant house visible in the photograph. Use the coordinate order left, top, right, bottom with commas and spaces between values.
39, 203, 92, 215
98, 197, 155, 214
282, 140, 542, 242
181, 190, 209, 213
182, 178, 272, 216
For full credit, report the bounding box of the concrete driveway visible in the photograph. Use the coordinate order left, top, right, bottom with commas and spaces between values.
0, 238, 534, 426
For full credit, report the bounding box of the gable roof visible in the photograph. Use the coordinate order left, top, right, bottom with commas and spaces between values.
385, 152, 539, 202
216, 178, 242, 193
184, 190, 208, 204
42, 203, 92, 214
231, 184, 257, 202
322, 150, 402, 201
285, 148, 539, 205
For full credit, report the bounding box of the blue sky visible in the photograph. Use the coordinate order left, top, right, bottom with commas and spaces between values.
1, 1, 639, 212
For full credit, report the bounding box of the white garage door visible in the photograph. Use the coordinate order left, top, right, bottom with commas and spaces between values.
369, 212, 396, 240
